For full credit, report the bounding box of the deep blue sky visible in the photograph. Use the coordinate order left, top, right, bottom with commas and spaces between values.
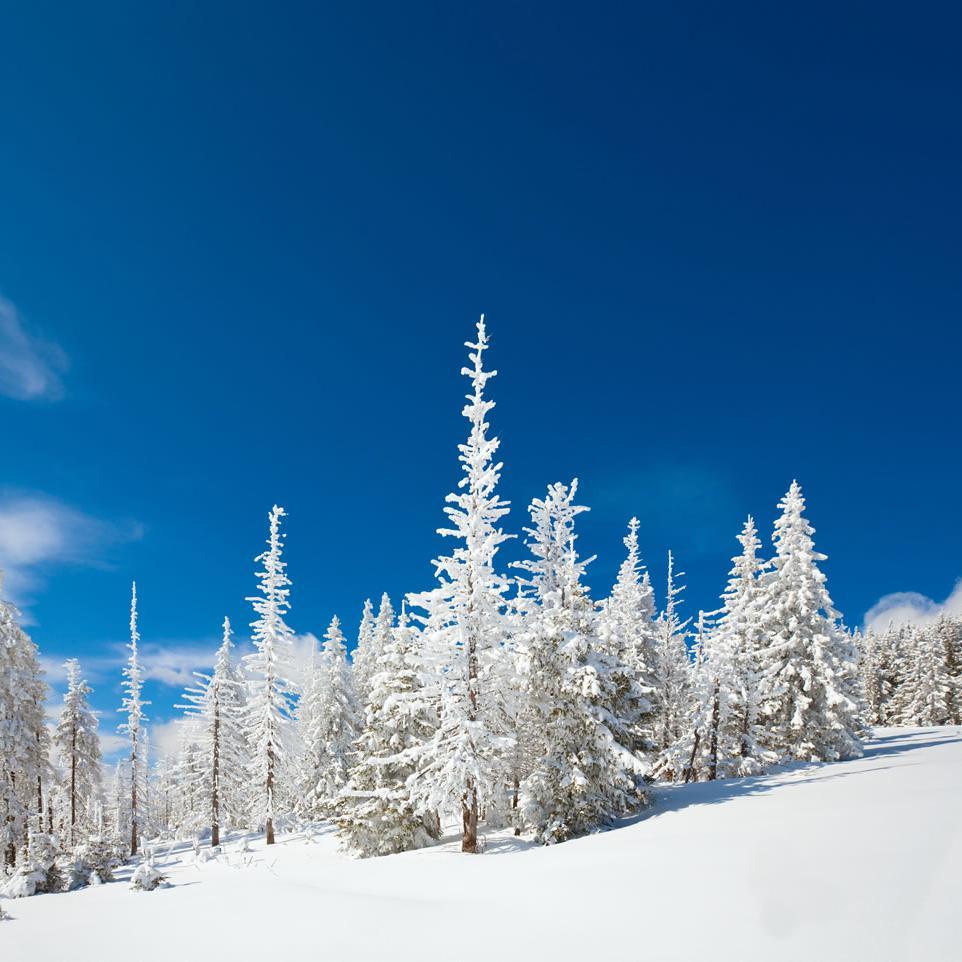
1, 2, 959, 751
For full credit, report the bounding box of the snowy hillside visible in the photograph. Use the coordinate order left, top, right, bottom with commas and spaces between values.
4, 726, 959, 962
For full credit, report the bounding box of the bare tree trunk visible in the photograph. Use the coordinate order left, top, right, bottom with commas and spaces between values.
708, 679, 721, 781
265, 742, 275, 846
211, 705, 220, 848
683, 729, 701, 784
511, 775, 521, 837
130, 741, 139, 856
70, 726, 77, 846
461, 787, 478, 854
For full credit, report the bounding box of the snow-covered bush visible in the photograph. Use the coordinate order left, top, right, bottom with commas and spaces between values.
130, 859, 166, 891
2, 832, 63, 898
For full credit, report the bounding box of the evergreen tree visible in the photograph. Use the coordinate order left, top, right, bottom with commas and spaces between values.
599, 517, 658, 753
408, 316, 514, 853
337, 606, 440, 856
313, 616, 360, 814
350, 598, 377, 706
756, 482, 863, 761
653, 552, 692, 759
53, 659, 102, 848
0, 574, 48, 869
893, 623, 954, 726
243, 505, 298, 845
513, 480, 646, 843
176, 617, 248, 846
118, 581, 149, 856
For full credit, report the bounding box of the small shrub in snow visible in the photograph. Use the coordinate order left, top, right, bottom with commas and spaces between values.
130, 860, 166, 892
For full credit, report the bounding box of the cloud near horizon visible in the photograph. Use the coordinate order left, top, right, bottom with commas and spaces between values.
864, 579, 962, 632
0, 492, 143, 614
0, 294, 68, 401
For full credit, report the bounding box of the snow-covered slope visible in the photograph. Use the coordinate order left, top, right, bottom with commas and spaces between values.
4, 727, 959, 961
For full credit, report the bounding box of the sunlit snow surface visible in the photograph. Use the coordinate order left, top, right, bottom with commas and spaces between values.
5, 727, 960, 961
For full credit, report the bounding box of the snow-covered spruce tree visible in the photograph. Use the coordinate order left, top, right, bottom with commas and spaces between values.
598, 517, 658, 754
350, 598, 377, 707
312, 616, 360, 814
118, 581, 149, 856
0, 574, 49, 869
934, 614, 962, 724
892, 623, 954, 726
652, 552, 692, 761
176, 617, 248, 846
668, 517, 773, 781
407, 316, 514, 854
756, 481, 863, 762
337, 606, 440, 856
243, 505, 298, 845
512, 480, 645, 844
53, 659, 102, 849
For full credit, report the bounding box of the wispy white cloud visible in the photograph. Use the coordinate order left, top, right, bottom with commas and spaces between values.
0, 492, 143, 613
864, 579, 962, 632
0, 294, 68, 401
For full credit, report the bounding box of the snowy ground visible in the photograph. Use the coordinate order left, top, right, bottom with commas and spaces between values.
4, 727, 960, 961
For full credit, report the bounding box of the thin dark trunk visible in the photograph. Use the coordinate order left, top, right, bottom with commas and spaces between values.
684, 729, 701, 784
70, 726, 77, 845
265, 740, 275, 846
211, 702, 220, 848
130, 740, 139, 856
511, 776, 520, 837
708, 679, 721, 781
461, 788, 478, 854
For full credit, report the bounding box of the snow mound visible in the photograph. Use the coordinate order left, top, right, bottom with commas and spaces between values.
3, 727, 959, 961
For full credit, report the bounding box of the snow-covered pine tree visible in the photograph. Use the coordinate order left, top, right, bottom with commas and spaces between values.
892, 622, 954, 726
350, 598, 377, 707
337, 605, 440, 856
0, 574, 49, 869
243, 505, 298, 845
653, 552, 692, 761
312, 616, 360, 814
176, 617, 248, 846
663, 518, 775, 782
934, 614, 962, 724
53, 659, 102, 849
118, 581, 149, 856
512, 480, 645, 843
407, 316, 514, 853
756, 481, 863, 762
599, 517, 658, 753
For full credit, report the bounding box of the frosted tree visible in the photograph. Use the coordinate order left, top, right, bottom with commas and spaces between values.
892, 623, 954, 726
934, 614, 962, 724
756, 482, 863, 761
350, 599, 377, 706
599, 517, 658, 753
118, 581, 149, 856
176, 617, 248, 846
312, 617, 360, 813
53, 660, 102, 848
653, 552, 692, 758
513, 481, 646, 843
0, 575, 49, 868
337, 606, 440, 856
672, 517, 772, 780
408, 316, 514, 853
243, 505, 298, 845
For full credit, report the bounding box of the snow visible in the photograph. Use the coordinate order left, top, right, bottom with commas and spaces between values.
4, 727, 960, 960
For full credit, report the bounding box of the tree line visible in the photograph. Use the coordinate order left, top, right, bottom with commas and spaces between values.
2, 316, 960, 897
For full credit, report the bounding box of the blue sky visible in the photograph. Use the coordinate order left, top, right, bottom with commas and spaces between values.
1, 2, 960, 756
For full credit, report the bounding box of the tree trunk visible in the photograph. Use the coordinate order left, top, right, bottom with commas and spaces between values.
211, 704, 220, 848
130, 742, 139, 857
511, 775, 521, 837
70, 726, 77, 846
265, 741, 275, 846
461, 786, 478, 854
684, 729, 701, 784
708, 679, 721, 781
